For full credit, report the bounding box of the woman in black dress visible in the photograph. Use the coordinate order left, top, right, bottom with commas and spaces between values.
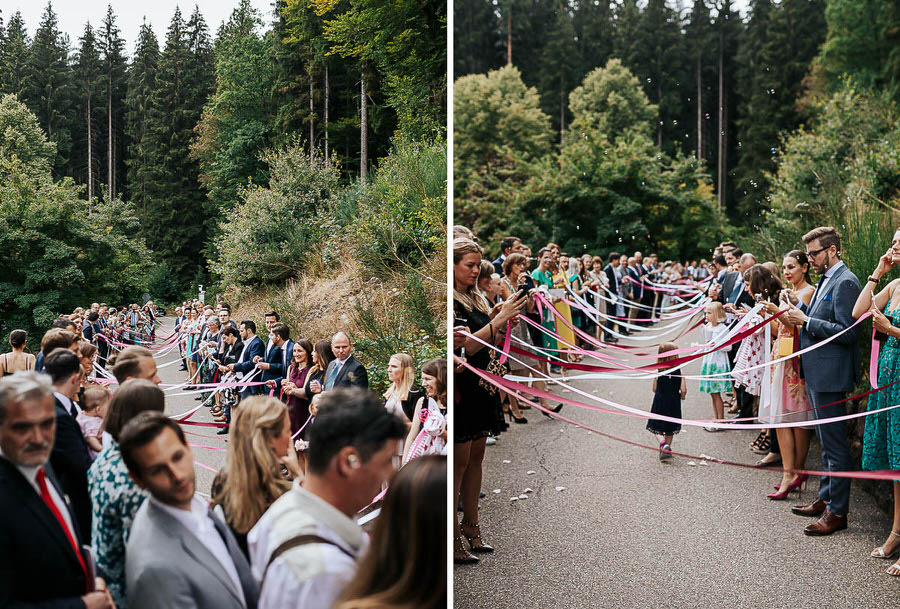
453, 237, 526, 564
646, 342, 687, 461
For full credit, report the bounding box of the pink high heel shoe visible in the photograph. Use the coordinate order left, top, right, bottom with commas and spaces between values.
774, 473, 808, 491
768, 474, 807, 500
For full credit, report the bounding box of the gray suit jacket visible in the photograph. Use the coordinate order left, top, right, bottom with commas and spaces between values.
799, 262, 862, 393
126, 498, 258, 609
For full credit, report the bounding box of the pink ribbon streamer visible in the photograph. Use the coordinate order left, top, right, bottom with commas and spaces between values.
871, 326, 881, 390
493, 380, 900, 482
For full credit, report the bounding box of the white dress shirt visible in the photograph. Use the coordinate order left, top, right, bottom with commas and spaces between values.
54, 391, 79, 417
150, 494, 246, 607
813, 260, 844, 306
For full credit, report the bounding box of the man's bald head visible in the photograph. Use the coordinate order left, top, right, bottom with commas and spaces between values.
331, 332, 352, 361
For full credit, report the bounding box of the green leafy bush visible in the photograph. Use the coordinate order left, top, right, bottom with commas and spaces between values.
212, 139, 342, 285
352, 137, 446, 277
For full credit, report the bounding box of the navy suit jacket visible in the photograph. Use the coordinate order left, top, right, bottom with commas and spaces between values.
0, 458, 91, 608
799, 263, 862, 393
269, 339, 294, 391
603, 264, 619, 296
233, 335, 265, 397
50, 397, 92, 538
259, 343, 283, 384
492, 256, 505, 276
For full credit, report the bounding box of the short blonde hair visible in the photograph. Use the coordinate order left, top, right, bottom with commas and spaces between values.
705, 301, 726, 323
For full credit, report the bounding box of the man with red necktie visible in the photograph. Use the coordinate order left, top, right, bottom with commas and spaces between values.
0, 371, 114, 609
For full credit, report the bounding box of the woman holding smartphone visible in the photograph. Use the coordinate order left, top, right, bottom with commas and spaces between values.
453, 237, 526, 564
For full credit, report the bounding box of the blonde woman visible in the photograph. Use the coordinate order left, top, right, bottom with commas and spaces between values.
384, 353, 425, 422
210, 396, 301, 558
453, 237, 525, 563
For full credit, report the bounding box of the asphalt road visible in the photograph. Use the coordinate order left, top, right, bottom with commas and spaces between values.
453, 320, 900, 608
152, 316, 228, 495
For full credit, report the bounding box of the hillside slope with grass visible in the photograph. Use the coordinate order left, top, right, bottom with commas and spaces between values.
210, 137, 446, 393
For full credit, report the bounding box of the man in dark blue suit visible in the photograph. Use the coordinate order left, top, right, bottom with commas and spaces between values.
0, 371, 114, 609
253, 323, 286, 386
43, 348, 94, 556
227, 320, 265, 401
260, 323, 294, 393
786, 227, 862, 536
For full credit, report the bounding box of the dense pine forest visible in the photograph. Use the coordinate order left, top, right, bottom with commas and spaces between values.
1, 0, 447, 373
454, 0, 900, 263
455, 0, 829, 217
0, 0, 445, 288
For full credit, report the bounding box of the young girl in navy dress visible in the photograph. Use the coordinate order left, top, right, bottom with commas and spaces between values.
647, 342, 687, 460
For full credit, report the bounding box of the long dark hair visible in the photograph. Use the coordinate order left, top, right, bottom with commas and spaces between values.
421, 357, 446, 409
784, 249, 812, 284
312, 339, 335, 372
334, 456, 446, 609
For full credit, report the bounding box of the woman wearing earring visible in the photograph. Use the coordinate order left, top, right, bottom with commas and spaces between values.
454, 237, 525, 564
759, 251, 815, 499
854, 230, 900, 574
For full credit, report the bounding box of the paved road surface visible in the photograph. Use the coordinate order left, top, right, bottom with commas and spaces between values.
454, 322, 899, 608
151, 315, 227, 495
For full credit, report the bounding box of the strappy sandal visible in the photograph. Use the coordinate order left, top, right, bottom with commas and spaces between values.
872, 531, 900, 559
750, 431, 771, 455
888, 560, 900, 576
461, 520, 494, 553
454, 535, 478, 564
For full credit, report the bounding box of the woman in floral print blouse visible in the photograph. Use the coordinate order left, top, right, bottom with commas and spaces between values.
87, 379, 164, 609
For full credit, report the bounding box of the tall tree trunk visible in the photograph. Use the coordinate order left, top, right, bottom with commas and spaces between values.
87, 95, 93, 200
309, 73, 315, 162
559, 78, 565, 145
325, 64, 330, 167
360, 72, 368, 183
696, 54, 702, 160
717, 24, 724, 211
108, 87, 113, 201
507, 8, 512, 66
657, 81, 663, 150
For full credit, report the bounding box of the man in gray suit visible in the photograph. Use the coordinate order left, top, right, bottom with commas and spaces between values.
120, 412, 259, 609
785, 226, 862, 536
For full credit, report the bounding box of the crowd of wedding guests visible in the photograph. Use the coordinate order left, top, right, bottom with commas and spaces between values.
453, 223, 900, 580
0, 299, 446, 608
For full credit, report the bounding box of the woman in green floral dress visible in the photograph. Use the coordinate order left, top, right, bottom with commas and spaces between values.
854, 229, 900, 575
530, 247, 558, 353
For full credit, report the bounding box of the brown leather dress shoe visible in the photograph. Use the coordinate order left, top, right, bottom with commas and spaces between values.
791, 498, 826, 517
213, 415, 227, 422
804, 510, 848, 536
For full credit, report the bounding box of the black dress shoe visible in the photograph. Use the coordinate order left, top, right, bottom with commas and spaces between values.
216, 426, 229, 435
792, 498, 826, 517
